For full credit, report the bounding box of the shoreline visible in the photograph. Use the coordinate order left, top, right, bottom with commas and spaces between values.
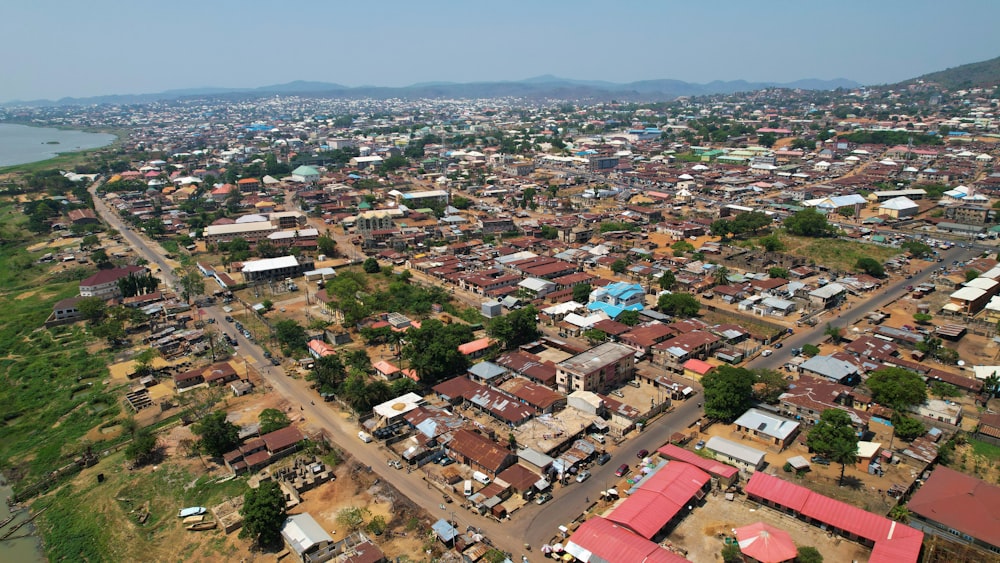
0, 122, 125, 173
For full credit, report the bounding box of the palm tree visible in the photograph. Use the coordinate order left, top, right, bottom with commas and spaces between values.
712, 266, 730, 287
830, 440, 858, 486
888, 505, 911, 523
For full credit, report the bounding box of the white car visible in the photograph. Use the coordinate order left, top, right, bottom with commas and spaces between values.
761, 349, 773, 357
576, 470, 591, 483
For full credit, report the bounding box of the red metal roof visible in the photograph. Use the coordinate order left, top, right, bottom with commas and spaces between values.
734, 522, 797, 563
607, 461, 709, 539
567, 517, 687, 563
907, 465, 1000, 549
746, 472, 922, 563
657, 444, 738, 481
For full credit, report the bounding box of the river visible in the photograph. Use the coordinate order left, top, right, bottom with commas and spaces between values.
0, 480, 46, 563
0, 123, 116, 167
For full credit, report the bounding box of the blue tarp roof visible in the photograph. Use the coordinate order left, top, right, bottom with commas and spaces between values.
432, 519, 458, 542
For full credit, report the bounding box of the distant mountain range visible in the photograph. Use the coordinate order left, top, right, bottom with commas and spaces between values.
892, 55, 1000, 90
4, 76, 861, 107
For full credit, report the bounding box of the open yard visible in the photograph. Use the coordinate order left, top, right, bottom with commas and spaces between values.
778, 235, 902, 273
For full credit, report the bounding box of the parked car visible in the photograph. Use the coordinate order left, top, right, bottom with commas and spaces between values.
695, 440, 706, 451
225, 316, 234, 322
761, 349, 773, 357
535, 493, 552, 505
576, 470, 591, 483
387, 459, 402, 469
774, 342, 783, 349
596, 453, 612, 465
811, 455, 830, 465
636, 449, 649, 459
615, 464, 630, 477
270, 357, 281, 366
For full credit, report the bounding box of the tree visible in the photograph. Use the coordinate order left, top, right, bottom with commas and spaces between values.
754, 369, 789, 404
610, 259, 627, 274
258, 408, 291, 434
658, 293, 700, 318
711, 265, 730, 286
900, 241, 933, 258
488, 306, 540, 350
617, 310, 641, 326
402, 319, 473, 384
178, 270, 206, 304
702, 366, 755, 422
797, 546, 824, 563
336, 507, 369, 533
913, 312, 933, 325
866, 367, 927, 411
658, 270, 676, 291
240, 481, 287, 548
362, 257, 380, 274
965, 269, 980, 282
582, 329, 607, 344
758, 233, 785, 252
192, 410, 240, 457
983, 374, 1000, 399
807, 409, 858, 485
838, 207, 855, 218
801, 343, 820, 357
892, 414, 926, 441
572, 283, 592, 303
124, 428, 158, 466
366, 514, 388, 536
721, 542, 742, 563
78, 296, 108, 323
317, 234, 337, 257
784, 208, 833, 237
274, 319, 307, 350
824, 323, 843, 344
539, 225, 558, 239
311, 354, 347, 393
855, 257, 885, 278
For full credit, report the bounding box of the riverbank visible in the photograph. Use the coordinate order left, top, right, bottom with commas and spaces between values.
0, 479, 46, 563
0, 123, 125, 174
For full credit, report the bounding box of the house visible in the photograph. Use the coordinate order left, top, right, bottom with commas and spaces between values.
79, 265, 149, 298
618, 322, 675, 357
797, 355, 861, 385
555, 342, 635, 393
682, 358, 715, 380
223, 426, 304, 474
753, 296, 797, 317
907, 465, 1000, 556
733, 408, 800, 450
446, 429, 516, 476
589, 282, 645, 310
458, 337, 495, 359
746, 472, 923, 562
974, 413, 1000, 446
242, 255, 313, 282
808, 283, 847, 308
704, 436, 766, 474
606, 461, 711, 539
878, 196, 920, 219
290, 165, 320, 184
565, 517, 688, 563
518, 277, 556, 299
67, 208, 99, 225
653, 331, 722, 374
50, 296, 83, 323
778, 375, 870, 431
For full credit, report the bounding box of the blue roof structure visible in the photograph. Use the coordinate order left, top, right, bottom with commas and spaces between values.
432, 519, 458, 542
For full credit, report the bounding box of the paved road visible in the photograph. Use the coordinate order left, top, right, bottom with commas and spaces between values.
747, 244, 985, 371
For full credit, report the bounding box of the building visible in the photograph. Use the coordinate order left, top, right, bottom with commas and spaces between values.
50, 296, 83, 323
204, 221, 277, 244
222, 426, 304, 474
79, 265, 149, 298
446, 428, 516, 475
656, 443, 739, 486
746, 472, 923, 563
808, 283, 846, 308
606, 461, 710, 539
290, 165, 320, 184
565, 517, 687, 563
242, 255, 312, 282
704, 436, 766, 474
877, 196, 920, 219
733, 408, 801, 451
281, 513, 333, 563
555, 342, 635, 393
390, 189, 448, 208
797, 355, 861, 385
945, 204, 993, 226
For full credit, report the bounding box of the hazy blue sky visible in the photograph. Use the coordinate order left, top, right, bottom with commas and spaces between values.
2, 0, 998, 102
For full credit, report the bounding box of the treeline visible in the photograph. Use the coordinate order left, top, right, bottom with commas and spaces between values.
840, 130, 943, 146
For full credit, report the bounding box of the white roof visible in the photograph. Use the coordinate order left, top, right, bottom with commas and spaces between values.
281, 513, 333, 556
809, 283, 846, 299
205, 222, 276, 236
950, 286, 986, 302
965, 277, 999, 291
879, 196, 919, 210
241, 255, 299, 273
705, 436, 766, 465
518, 277, 555, 292
972, 365, 1000, 380
857, 441, 882, 458
733, 408, 800, 441
372, 392, 423, 419
542, 301, 583, 316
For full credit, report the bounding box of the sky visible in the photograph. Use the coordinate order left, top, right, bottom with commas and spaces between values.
2, 0, 999, 102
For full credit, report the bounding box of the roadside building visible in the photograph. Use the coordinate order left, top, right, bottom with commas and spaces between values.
704, 436, 766, 474
555, 342, 635, 393
733, 408, 801, 451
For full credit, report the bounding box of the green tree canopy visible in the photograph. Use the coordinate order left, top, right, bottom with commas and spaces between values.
784, 208, 834, 237
900, 241, 933, 258
240, 480, 287, 548
487, 306, 540, 350
362, 257, 380, 273
768, 267, 790, 279
892, 414, 926, 442
192, 410, 240, 457
124, 428, 158, 466
806, 408, 859, 485
702, 366, 755, 422
866, 367, 927, 411
855, 257, 885, 278
610, 259, 628, 274
572, 283, 592, 303
658, 270, 676, 291
657, 292, 701, 318
617, 310, 641, 326
797, 546, 824, 563
274, 319, 307, 350
258, 408, 291, 434
402, 319, 473, 384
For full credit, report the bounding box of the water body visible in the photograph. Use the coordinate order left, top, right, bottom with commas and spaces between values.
0, 480, 46, 563
0, 123, 116, 167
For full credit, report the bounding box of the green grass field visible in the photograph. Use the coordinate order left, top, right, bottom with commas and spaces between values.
779, 234, 901, 272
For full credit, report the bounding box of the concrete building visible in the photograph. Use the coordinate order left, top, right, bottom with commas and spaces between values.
704, 436, 766, 474
556, 342, 635, 393
733, 408, 801, 451
242, 255, 312, 282
79, 265, 149, 298
204, 221, 277, 244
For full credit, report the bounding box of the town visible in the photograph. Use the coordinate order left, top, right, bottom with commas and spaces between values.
3, 63, 1000, 563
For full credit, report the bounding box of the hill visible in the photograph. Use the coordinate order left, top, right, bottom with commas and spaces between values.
4, 76, 859, 107
898, 55, 1000, 89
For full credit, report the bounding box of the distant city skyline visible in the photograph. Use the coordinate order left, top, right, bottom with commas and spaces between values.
2, 0, 998, 103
